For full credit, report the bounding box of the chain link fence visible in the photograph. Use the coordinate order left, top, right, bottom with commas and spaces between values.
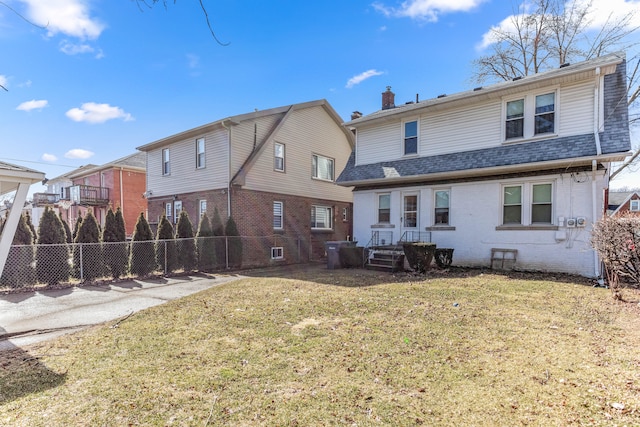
0, 235, 324, 290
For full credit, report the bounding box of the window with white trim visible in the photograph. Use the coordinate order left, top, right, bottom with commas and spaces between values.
312, 154, 334, 181
199, 200, 207, 218
404, 119, 418, 155
630, 199, 639, 212
378, 193, 390, 223
342, 207, 349, 222
271, 247, 284, 260
174, 200, 182, 224
273, 201, 283, 230
502, 183, 553, 225
165, 202, 172, 219
311, 205, 333, 230
196, 138, 205, 169
434, 190, 450, 225
275, 142, 285, 172
162, 148, 170, 175
505, 91, 556, 140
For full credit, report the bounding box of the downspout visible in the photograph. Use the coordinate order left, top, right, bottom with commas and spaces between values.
221, 119, 232, 218
592, 66, 602, 279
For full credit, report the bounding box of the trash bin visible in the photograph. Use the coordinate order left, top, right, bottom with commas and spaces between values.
325, 241, 356, 269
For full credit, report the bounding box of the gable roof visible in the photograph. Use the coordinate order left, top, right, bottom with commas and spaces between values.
47, 164, 99, 183
338, 53, 631, 187
136, 99, 354, 152
0, 161, 45, 195
67, 152, 146, 178
609, 191, 640, 216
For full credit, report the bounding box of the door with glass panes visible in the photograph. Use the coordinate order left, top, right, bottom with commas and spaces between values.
401, 193, 419, 241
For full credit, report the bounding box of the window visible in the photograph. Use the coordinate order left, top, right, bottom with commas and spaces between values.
271, 247, 284, 260
312, 154, 334, 181
165, 202, 172, 219
503, 185, 522, 224
505, 91, 556, 140
434, 190, 450, 225
404, 120, 418, 155
403, 195, 418, 228
196, 138, 205, 169
274, 143, 285, 172
162, 148, 170, 175
273, 201, 283, 230
506, 99, 524, 139
311, 205, 333, 230
342, 207, 349, 222
535, 93, 555, 135
174, 200, 182, 224
378, 194, 390, 223
630, 199, 639, 212
532, 183, 552, 223
199, 200, 207, 218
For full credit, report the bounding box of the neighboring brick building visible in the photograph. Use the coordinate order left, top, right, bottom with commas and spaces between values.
608, 190, 640, 216
33, 153, 147, 237
137, 99, 354, 264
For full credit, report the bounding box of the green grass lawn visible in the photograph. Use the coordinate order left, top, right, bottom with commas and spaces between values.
1, 266, 639, 426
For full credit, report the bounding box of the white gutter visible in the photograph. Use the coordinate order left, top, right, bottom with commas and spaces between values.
594, 67, 602, 156
591, 160, 600, 279
221, 119, 232, 218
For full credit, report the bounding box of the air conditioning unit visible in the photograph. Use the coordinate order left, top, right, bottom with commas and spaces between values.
566, 218, 577, 228
576, 217, 587, 227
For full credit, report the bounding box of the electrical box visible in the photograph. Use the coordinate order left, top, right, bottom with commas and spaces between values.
555, 231, 567, 241
576, 217, 587, 227
558, 216, 565, 227
566, 218, 577, 228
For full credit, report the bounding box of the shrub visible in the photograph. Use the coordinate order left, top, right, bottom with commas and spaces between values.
103, 208, 128, 279
59, 213, 73, 244
0, 213, 36, 288
211, 207, 226, 268
155, 215, 178, 274
72, 211, 103, 281
402, 242, 436, 273
36, 206, 70, 285
591, 213, 640, 299
129, 212, 156, 277
175, 210, 197, 272
196, 213, 216, 271
225, 216, 242, 269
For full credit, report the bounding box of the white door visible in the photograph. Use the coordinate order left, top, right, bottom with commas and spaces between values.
401, 193, 419, 241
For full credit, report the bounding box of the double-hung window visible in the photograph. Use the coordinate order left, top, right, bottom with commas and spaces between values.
162, 148, 171, 175
631, 199, 640, 212
378, 194, 390, 223
434, 190, 450, 225
273, 201, 283, 230
165, 202, 172, 220
404, 120, 418, 155
196, 138, 205, 169
199, 200, 207, 218
311, 205, 333, 230
274, 143, 285, 172
502, 183, 553, 225
505, 91, 556, 140
312, 154, 334, 181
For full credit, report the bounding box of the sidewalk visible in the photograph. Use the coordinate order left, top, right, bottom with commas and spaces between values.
0, 273, 245, 351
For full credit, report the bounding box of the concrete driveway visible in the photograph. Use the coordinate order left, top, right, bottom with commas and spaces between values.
0, 273, 245, 351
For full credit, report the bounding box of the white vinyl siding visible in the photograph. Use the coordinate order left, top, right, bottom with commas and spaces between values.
558, 80, 594, 136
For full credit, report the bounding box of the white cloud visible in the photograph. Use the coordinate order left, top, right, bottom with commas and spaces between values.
42, 153, 58, 162
346, 69, 385, 88
0, 75, 7, 89
59, 40, 94, 55
64, 149, 94, 159
65, 102, 134, 124
186, 53, 200, 69
478, 0, 640, 51
16, 99, 48, 111
373, 0, 486, 22
21, 0, 106, 39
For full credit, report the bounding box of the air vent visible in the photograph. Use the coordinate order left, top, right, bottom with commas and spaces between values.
512, 76, 522, 81
473, 86, 483, 91
560, 63, 570, 68
437, 94, 447, 98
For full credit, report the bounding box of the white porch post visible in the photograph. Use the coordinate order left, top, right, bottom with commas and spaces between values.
0, 182, 31, 277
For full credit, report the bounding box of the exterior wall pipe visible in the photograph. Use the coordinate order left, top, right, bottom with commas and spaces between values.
221, 119, 232, 218
594, 67, 602, 156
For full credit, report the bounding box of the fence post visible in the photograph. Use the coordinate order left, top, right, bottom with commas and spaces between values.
79, 243, 84, 281
225, 236, 229, 269
164, 240, 168, 275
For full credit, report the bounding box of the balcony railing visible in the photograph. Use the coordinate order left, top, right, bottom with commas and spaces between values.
32, 193, 61, 206
69, 184, 110, 206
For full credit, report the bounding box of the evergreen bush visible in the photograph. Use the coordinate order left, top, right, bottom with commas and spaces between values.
129, 212, 156, 277
155, 215, 178, 274
0, 213, 36, 288
36, 206, 70, 285
225, 216, 242, 269
175, 210, 197, 272
103, 208, 128, 279
196, 212, 216, 271
72, 211, 103, 281
211, 207, 226, 268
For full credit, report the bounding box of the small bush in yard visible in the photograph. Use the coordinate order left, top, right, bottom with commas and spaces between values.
0, 213, 36, 287
225, 216, 242, 269
175, 210, 197, 272
402, 242, 436, 273
211, 207, 226, 268
196, 213, 216, 271
102, 207, 128, 280
36, 206, 70, 285
155, 215, 178, 274
591, 213, 640, 299
72, 211, 103, 281
129, 212, 156, 277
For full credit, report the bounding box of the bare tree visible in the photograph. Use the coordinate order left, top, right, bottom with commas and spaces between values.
135, 0, 228, 46
473, 0, 639, 179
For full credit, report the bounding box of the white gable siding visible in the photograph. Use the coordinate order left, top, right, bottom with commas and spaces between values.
424, 102, 501, 156
356, 122, 400, 165
146, 127, 229, 197
230, 114, 283, 174
352, 170, 607, 277
558, 80, 594, 136
242, 105, 353, 202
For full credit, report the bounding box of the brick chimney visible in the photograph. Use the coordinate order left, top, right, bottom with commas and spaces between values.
351, 111, 363, 120
382, 86, 395, 110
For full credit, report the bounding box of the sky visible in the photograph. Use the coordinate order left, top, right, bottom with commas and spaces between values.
1, 0, 639, 196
